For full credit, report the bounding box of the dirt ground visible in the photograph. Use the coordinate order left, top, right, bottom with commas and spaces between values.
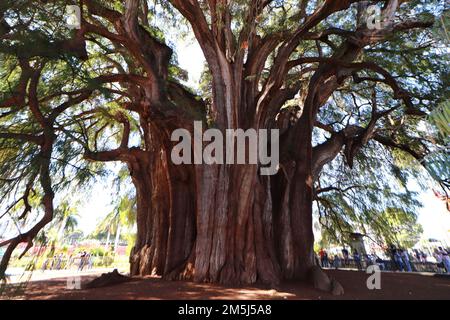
3, 269, 450, 300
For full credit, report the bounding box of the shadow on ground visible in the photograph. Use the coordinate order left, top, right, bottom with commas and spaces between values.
3, 270, 450, 300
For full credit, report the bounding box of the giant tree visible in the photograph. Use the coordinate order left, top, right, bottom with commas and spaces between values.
0, 0, 448, 288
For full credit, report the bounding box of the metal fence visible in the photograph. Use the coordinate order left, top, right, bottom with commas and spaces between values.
39, 255, 113, 271
321, 257, 448, 274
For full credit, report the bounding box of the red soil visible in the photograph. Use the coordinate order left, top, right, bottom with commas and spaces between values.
4, 269, 450, 300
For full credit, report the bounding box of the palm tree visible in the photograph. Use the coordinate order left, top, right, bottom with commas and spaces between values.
92, 195, 136, 253
53, 200, 80, 242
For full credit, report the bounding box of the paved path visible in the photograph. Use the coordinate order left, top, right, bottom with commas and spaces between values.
5, 267, 128, 284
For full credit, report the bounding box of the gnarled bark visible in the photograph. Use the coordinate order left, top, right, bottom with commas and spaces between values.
126, 112, 316, 285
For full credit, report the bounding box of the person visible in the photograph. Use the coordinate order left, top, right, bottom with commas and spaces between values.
420, 251, 427, 263
333, 254, 341, 269
55, 253, 63, 270
41, 257, 50, 271
375, 255, 385, 270
87, 253, 93, 269
389, 244, 403, 271
323, 250, 329, 268
67, 254, 74, 269
50, 255, 57, 270
319, 248, 326, 268
364, 254, 373, 268
78, 251, 87, 271
400, 249, 412, 272
353, 250, 362, 270
394, 250, 404, 271
441, 249, 450, 274
342, 248, 349, 266
314, 253, 320, 267
414, 249, 421, 262
388, 244, 396, 270
433, 248, 444, 273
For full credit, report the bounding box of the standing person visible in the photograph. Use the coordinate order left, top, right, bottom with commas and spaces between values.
394, 250, 404, 271
78, 251, 87, 271
353, 250, 362, 270
315, 253, 320, 267
389, 244, 402, 271
50, 255, 57, 270
414, 249, 421, 262
323, 250, 329, 268
342, 248, 349, 267
67, 254, 74, 269
41, 257, 50, 272
333, 254, 341, 269
364, 254, 373, 269
442, 250, 450, 274
375, 255, 385, 270
400, 249, 412, 272
55, 253, 63, 270
319, 248, 326, 267
433, 248, 444, 273
88, 253, 93, 269
420, 251, 427, 263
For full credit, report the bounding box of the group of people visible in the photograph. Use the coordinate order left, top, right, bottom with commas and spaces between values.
389, 245, 413, 272
390, 245, 450, 274
317, 245, 450, 274
433, 247, 450, 274
318, 248, 369, 271
412, 249, 428, 263
41, 251, 94, 271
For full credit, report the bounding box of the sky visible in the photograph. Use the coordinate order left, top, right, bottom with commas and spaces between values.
417, 190, 450, 246
176, 38, 205, 87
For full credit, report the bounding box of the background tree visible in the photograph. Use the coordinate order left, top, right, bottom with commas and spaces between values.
91, 193, 136, 252
318, 206, 423, 250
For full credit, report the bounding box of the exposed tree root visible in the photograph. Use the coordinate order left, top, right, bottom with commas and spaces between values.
310, 266, 344, 296
84, 269, 132, 289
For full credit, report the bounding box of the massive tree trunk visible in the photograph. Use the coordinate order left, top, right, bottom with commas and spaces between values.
128, 122, 197, 279
275, 123, 316, 280
127, 101, 317, 285
129, 162, 315, 285
192, 164, 281, 284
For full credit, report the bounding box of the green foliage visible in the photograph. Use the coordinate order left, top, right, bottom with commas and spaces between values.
89, 247, 108, 257
316, 139, 425, 248
429, 100, 450, 138
370, 207, 423, 249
